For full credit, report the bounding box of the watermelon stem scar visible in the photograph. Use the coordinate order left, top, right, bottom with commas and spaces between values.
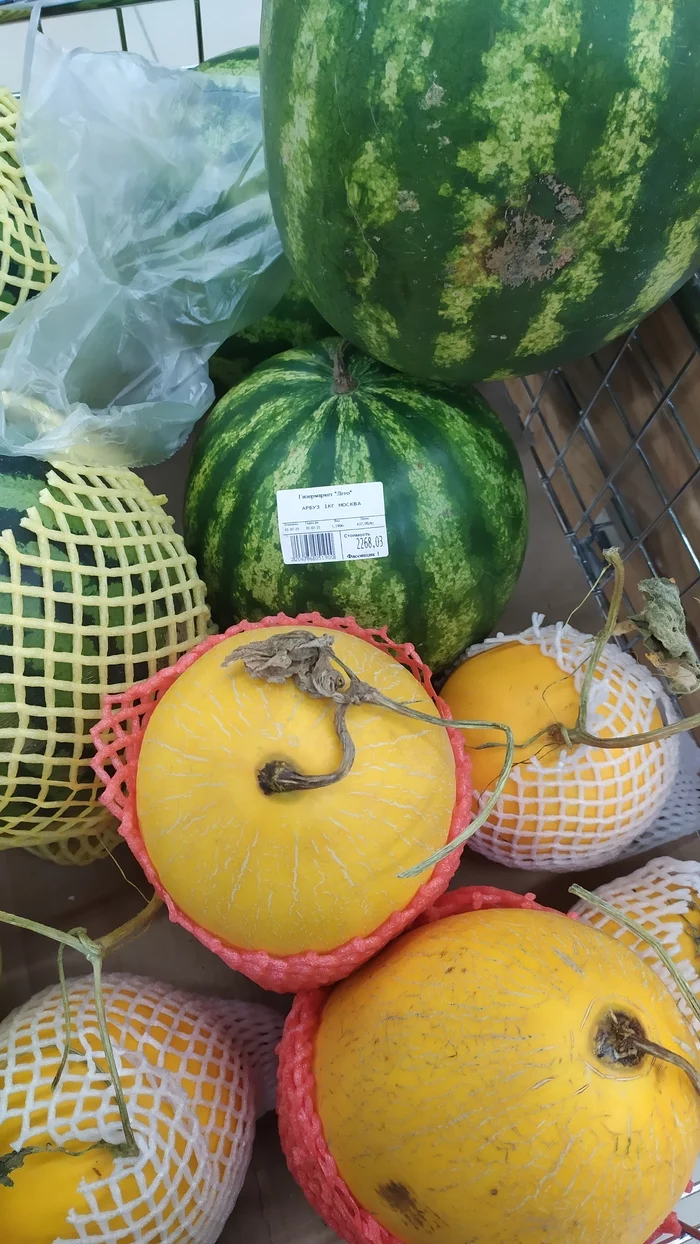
221, 629, 516, 835
0, 893, 162, 1165
572, 882, 700, 1099
331, 340, 359, 394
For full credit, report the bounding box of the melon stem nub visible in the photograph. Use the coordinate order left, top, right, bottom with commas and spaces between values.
594, 1009, 700, 1098
257, 702, 356, 793
221, 630, 515, 863
573, 883, 700, 1098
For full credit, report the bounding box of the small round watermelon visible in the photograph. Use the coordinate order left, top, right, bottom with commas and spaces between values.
184, 340, 528, 671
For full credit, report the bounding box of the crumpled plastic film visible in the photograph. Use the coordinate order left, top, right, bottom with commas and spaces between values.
0, 32, 290, 467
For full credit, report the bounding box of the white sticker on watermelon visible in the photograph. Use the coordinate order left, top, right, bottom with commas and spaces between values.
276, 482, 389, 565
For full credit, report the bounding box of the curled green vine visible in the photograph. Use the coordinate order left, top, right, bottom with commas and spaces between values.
0, 894, 162, 1169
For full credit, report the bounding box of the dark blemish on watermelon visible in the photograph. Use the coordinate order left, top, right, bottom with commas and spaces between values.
541, 174, 583, 223
376, 1182, 445, 1233
482, 176, 582, 288
485, 207, 574, 288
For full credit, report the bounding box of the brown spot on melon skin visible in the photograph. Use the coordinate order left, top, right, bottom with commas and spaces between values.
485, 208, 574, 287
541, 174, 583, 223
376, 1181, 445, 1233
450, 175, 584, 290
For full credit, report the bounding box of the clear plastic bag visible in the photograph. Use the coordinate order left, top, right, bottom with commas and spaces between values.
0, 30, 290, 466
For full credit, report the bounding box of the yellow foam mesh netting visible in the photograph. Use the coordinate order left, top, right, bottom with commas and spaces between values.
0, 460, 211, 858
0, 87, 58, 317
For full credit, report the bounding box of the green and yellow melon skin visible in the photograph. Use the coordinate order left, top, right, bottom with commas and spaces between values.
0, 455, 211, 848
261, 0, 700, 384
183, 340, 528, 672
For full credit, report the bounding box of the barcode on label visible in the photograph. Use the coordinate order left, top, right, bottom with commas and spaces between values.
288, 531, 337, 562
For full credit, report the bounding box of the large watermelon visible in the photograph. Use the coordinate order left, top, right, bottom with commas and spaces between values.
199, 47, 333, 399
0, 455, 210, 851
261, 0, 700, 385
184, 340, 528, 671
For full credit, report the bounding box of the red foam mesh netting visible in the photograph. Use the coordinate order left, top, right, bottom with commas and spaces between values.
90, 612, 471, 993
276, 884, 685, 1244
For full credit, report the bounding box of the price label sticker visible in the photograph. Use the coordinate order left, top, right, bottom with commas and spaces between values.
276, 481, 389, 565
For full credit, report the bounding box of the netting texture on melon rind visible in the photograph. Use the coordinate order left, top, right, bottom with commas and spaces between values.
617, 730, 700, 859
0, 461, 211, 850
0, 88, 57, 317
91, 612, 470, 992
571, 856, 700, 1038
465, 618, 680, 871
0, 973, 283, 1243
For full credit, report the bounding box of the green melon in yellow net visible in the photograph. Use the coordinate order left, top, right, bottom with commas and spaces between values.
0, 88, 57, 318
0, 456, 211, 859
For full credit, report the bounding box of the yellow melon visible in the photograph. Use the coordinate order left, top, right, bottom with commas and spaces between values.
0, 973, 281, 1243
442, 623, 677, 869
135, 625, 456, 957
313, 907, 700, 1244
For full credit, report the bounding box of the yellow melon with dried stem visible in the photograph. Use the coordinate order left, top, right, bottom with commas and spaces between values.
0, 973, 282, 1243
135, 625, 457, 957
572, 856, 700, 1036
442, 622, 677, 870
313, 907, 700, 1244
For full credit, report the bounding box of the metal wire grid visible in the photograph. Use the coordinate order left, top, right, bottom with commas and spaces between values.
505, 298, 700, 736
0, 0, 208, 65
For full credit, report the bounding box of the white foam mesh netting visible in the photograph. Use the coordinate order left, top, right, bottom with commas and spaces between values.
571, 856, 700, 1037
619, 730, 700, 860
466, 618, 685, 871
0, 973, 284, 1243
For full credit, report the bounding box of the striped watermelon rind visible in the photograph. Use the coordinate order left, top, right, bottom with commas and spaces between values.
184, 339, 528, 671
261, 0, 700, 384
673, 269, 700, 348
208, 273, 333, 401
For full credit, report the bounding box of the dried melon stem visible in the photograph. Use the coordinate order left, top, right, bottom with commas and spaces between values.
221, 631, 515, 861
0, 893, 162, 1176
573, 883, 700, 1099
222, 549, 700, 879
